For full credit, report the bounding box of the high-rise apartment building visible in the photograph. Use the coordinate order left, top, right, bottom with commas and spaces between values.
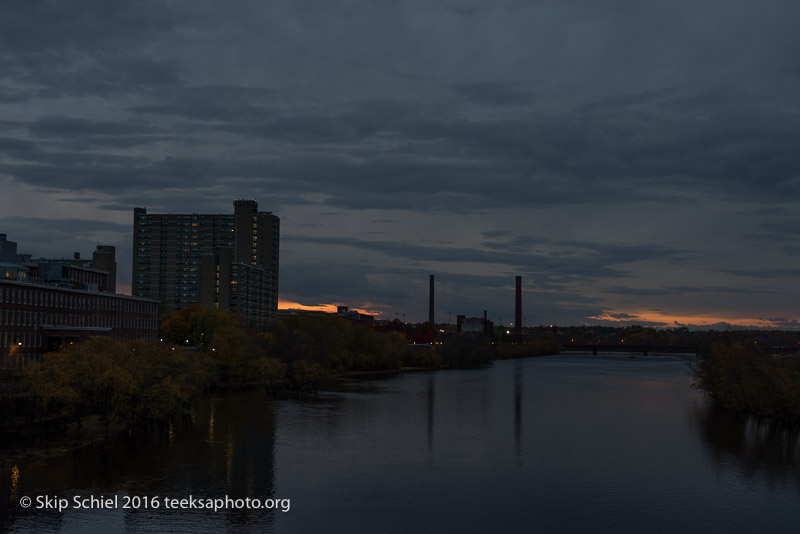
132, 200, 280, 329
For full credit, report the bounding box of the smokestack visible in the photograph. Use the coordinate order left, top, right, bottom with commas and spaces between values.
429, 275, 435, 324
515, 276, 522, 336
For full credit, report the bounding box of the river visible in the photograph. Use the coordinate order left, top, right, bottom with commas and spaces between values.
3, 353, 800, 533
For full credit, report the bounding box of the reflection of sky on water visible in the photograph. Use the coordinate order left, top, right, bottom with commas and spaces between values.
3, 355, 800, 533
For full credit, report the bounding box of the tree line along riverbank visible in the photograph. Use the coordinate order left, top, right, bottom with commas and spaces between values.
5, 306, 798, 451
0, 305, 559, 447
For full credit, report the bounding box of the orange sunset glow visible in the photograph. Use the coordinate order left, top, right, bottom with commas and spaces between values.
278, 299, 382, 317
589, 310, 789, 329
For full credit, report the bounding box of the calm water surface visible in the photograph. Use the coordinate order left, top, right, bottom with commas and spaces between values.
3, 354, 800, 533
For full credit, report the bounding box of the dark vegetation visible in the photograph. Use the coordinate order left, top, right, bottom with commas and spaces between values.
691, 342, 800, 421
1, 306, 561, 440
25, 337, 212, 428
540, 325, 800, 421
6, 305, 800, 444
550, 325, 800, 421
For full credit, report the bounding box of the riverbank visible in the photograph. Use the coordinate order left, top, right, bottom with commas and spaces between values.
1, 343, 562, 462
2, 307, 563, 459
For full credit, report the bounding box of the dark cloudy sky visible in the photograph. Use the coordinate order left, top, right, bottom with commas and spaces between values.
1, 0, 799, 328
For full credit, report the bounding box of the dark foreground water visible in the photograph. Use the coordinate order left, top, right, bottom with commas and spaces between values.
3, 354, 800, 533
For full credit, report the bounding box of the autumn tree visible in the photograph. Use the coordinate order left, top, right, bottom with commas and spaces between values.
25, 338, 213, 428
159, 304, 241, 349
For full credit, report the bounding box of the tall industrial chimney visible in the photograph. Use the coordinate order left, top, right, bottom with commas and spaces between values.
429, 275, 435, 324
515, 276, 522, 337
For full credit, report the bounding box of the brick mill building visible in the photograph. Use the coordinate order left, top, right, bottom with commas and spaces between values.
0, 234, 158, 368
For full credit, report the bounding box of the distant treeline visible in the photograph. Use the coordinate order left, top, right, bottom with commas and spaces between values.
546, 324, 800, 350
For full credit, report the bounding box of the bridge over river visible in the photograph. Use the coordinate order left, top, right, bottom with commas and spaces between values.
560, 343, 800, 356
560, 344, 698, 356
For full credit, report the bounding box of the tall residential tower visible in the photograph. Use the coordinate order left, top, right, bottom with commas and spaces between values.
132, 199, 280, 329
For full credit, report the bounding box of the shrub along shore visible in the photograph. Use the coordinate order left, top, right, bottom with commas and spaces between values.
692, 342, 800, 421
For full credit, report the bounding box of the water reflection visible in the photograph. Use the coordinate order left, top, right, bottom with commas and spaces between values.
2, 390, 280, 532
513, 360, 523, 458
694, 403, 800, 489
8, 357, 800, 532
208, 401, 215, 442
226, 430, 234, 490
426, 375, 435, 452
10, 465, 19, 501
